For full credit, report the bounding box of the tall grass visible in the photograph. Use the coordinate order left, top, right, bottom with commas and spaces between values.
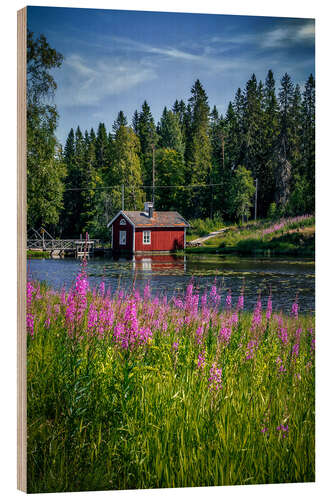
188, 217, 224, 237
27, 270, 315, 492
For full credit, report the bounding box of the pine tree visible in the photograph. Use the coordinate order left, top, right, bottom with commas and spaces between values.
158, 107, 185, 155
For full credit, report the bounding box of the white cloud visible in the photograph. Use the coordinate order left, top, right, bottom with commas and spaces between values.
58, 54, 157, 106
296, 22, 315, 40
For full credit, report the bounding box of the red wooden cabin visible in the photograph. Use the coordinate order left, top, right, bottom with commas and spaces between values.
107, 202, 189, 253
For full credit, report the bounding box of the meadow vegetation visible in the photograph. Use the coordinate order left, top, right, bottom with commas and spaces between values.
27, 265, 315, 492
186, 215, 314, 256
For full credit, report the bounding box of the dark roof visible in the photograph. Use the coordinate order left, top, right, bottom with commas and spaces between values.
124, 211, 189, 228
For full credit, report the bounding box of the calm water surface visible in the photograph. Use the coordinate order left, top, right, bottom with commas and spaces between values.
28, 254, 315, 314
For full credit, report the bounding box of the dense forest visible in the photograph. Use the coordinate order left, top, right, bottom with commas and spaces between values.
27, 31, 315, 240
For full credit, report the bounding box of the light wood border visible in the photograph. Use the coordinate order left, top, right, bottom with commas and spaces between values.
17, 6, 27, 493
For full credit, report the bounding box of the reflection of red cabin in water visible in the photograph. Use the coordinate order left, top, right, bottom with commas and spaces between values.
107, 202, 190, 253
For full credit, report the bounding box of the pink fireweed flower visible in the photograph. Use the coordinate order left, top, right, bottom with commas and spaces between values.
276, 424, 289, 438
44, 305, 52, 329
276, 357, 287, 372
114, 322, 125, 347
87, 302, 98, 334
225, 291, 232, 309
237, 293, 244, 311
311, 337, 315, 354
53, 304, 60, 317
291, 299, 299, 319
144, 282, 151, 301
208, 363, 223, 392
277, 317, 288, 345
26, 313, 34, 337
209, 284, 221, 306
173, 297, 184, 309
201, 292, 208, 312
175, 316, 184, 333
138, 326, 152, 345
99, 281, 105, 297
195, 325, 204, 345
266, 296, 272, 320
26, 281, 35, 308
219, 326, 232, 345
245, 339, 258, 360
231, 311, 238, 325
291, 343, 299, 360
124, 299, 138, 333
197, 350, 206, 370
172, 340, 179, 352
65, 292, 75, 334
251, 297, 262, 331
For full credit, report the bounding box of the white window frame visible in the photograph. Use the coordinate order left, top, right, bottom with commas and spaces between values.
119, 230, 127, 245
143, 230, 151, 245
120, 218, 126, 225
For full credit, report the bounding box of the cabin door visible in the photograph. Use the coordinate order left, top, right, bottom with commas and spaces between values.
119, 230, 127, 246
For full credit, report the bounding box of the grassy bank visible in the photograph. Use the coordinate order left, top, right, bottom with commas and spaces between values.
186, 215, 315, 257
27, 250, 50, 258
27, 269, 315, 492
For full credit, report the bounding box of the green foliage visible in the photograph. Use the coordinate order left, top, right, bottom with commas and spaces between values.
27, 30, 66, 229
154, 148, 185, 210
31, 65, 315, 236
267, 202, 277, 220
158, 108, 185, 155
27, 283, 315, 492
188, 216, 224, 237
228, 166, 256, 222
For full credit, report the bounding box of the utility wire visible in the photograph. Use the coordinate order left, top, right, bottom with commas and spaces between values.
64, 182, 223, 192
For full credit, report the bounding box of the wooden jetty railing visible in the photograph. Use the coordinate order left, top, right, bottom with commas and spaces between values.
27, 229, 99, 257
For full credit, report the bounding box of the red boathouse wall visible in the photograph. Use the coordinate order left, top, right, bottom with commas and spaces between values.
135, 227, 185, 252
112, 214, 134, 252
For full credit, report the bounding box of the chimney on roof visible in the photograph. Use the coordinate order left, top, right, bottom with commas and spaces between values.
144, 201, 154, 218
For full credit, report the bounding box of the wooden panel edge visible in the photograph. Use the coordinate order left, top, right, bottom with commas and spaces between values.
17, 6, 27, 493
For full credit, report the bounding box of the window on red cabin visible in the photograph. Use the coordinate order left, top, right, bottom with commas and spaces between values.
143, 231, 151, 245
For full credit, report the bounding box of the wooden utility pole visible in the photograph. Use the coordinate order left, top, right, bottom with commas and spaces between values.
152, 144, 155, 206
254, 178, 258, 220
221, 132, 225, 170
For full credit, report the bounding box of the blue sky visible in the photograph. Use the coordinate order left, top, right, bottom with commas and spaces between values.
28, 6, 315, 146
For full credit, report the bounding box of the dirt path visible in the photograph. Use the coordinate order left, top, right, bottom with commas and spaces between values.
189, 228, 228, 245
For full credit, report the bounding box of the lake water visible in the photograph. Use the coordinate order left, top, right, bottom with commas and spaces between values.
28, 254, 315, 314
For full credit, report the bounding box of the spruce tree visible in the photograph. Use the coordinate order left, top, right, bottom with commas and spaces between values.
95, 123, 109, 173
158, 107, 185, 155
187, 79, 212, 217
276, 73, 294, 208
301, 74, 315, 211
260, 70, 280, 215
112, 111, 128, 134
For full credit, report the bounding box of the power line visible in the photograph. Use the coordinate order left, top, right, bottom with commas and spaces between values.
64, 182, 224, 192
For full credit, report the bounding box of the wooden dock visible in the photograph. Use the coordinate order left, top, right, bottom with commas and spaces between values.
27, 228, 100, 258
